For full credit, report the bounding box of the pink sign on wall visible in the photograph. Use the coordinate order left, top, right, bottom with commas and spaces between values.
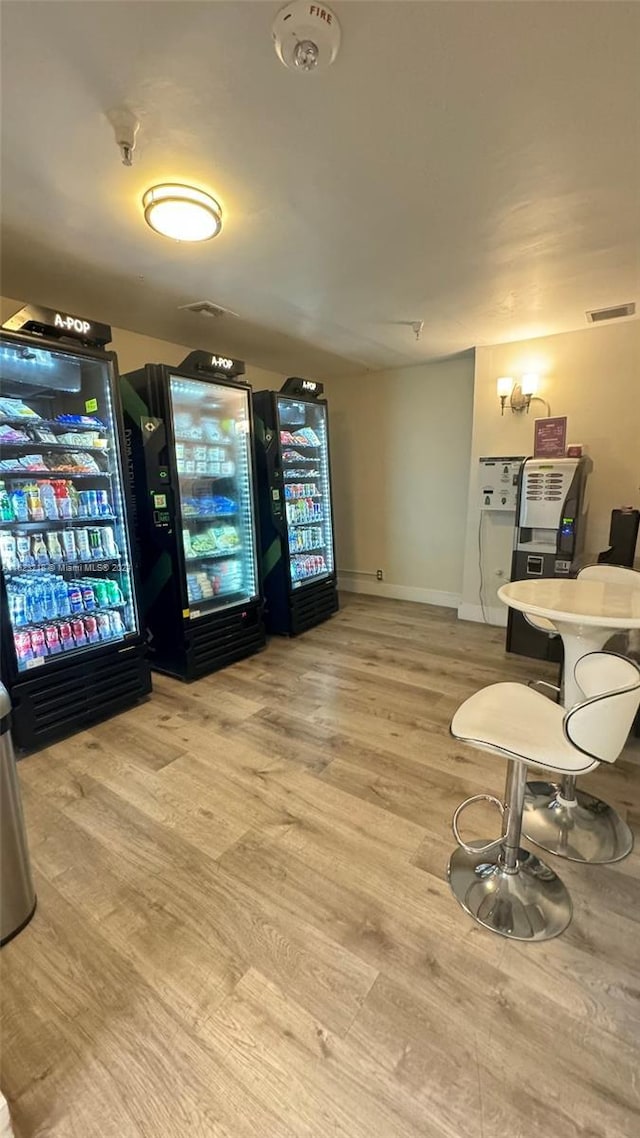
534, 416, 567, 458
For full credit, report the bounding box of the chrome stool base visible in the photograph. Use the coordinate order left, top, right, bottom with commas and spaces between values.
523, 780, 634, 864
448, 841, 572, 942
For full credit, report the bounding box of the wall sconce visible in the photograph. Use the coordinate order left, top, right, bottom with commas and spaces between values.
497, 373, 540, 415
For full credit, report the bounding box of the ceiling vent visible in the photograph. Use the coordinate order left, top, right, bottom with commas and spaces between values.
178, 300, 239, 319
586, 302, 635, 324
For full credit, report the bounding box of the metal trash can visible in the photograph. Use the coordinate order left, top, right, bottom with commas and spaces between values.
0, 683, 36, 946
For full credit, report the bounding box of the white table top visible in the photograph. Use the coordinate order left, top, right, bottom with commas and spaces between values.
498, 578, 640, 628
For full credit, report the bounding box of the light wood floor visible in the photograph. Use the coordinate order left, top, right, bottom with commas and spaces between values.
2, 594, 640, 1138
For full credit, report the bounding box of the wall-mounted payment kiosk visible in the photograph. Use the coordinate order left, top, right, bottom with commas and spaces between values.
506, 455, 592, 660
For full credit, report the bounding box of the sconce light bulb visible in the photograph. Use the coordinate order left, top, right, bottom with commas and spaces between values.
496, 377, 513, 398
521, 373, 539, 396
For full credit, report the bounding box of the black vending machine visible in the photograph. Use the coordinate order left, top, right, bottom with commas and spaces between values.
0, 304, 151, 751
507, 454, 592, 660
121, 351, 265, 681
253, 377, 338, 635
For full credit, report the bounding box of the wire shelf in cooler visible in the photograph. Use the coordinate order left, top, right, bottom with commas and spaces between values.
171, 436, 234, 446
11, 602, 127, 631
289, 544, 326, 554
0, 417, 106, 434
2, 470, 112, 480
0, 516, 118, 531
3, 558, 124, 576
185, 548, 242, 562
182, 512, 238, 523
287, 517, 325, 527
0, 442, 109, 455
177, 471, 235, 482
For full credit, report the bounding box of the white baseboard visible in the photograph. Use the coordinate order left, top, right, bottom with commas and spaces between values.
457, 602, 508, 627
338, 575, 460, 609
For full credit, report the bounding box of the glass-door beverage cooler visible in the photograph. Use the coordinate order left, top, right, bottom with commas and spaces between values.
0, 305, 151, 751
253, 377, 338, 635
121, 351, 265, 681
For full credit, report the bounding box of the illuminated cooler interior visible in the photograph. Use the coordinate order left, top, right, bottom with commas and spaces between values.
277, 396, 334, 589
168, 375, 259, 613
0, 339, 139, 673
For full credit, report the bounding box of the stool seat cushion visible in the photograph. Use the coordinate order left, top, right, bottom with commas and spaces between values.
451, 682, 599, 775
525, 613, 558, 636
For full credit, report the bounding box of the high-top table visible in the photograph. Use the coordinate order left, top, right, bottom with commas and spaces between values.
498, 578, 640, 862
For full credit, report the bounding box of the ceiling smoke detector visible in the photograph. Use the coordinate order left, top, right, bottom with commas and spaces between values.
586, 302, 636, 323
178, 301, 239, 319
272, 1, 341, 73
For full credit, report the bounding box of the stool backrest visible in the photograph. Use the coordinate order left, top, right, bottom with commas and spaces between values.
578, 565, 640, 589
564, 652, 640, 763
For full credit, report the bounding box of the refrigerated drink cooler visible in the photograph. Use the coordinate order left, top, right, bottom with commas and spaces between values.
121, 351, 265, 681
0, 304, 151, 751
253, 377, 338, 635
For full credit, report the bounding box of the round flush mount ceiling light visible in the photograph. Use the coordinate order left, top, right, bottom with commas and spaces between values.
142, 184, 222, 242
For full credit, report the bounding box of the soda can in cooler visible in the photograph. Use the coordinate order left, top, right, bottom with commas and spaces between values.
96, 489, 111, 517
67, 583, 84, 613
80, 582, 95, 610
78, 491, 89, 518
44, 624, 62, 655
106, 578, 124, 605
109, 610, 125, 635
30, 628, 48, 658
58, 621, 74, 651
88, 527, 104, 559
14, 630, 33, 664
84, 615, 100, 644
92, 578, 109, 608
96, 612, 112, 640
86, 490, 98, 518
71, 617, 87, 646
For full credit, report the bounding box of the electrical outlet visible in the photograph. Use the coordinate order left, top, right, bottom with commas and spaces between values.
376, 569, 384, 581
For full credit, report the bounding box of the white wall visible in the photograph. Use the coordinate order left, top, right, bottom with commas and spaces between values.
460, 319, 640, 625
323, 357, 474, 606
0, 296, 281, 390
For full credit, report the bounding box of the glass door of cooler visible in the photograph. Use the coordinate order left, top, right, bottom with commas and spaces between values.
168, 374, 259, 615
0, 336, 140, 674
277, 396, 335, 590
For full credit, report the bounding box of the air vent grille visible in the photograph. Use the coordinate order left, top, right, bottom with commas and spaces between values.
178, 300, 239, 319
586, 302, 635, 323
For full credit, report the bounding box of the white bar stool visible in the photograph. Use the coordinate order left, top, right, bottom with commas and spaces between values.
524, 564, 640, 863
448, 652, 640, 941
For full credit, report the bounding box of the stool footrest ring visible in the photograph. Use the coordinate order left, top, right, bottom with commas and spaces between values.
452, 793, 505, 856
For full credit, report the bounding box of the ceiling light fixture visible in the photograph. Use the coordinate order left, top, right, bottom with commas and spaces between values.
142, 184, 222, 242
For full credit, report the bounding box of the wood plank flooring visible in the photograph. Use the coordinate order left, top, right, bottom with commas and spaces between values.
2, 593, 640, 1138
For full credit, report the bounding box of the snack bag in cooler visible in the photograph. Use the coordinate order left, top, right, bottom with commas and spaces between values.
0, 397, 41, 419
